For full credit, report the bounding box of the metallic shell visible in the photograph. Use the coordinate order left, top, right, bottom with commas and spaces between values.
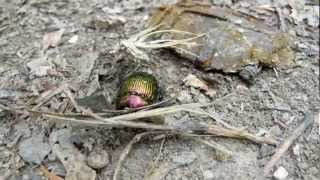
116, 72, 158, 109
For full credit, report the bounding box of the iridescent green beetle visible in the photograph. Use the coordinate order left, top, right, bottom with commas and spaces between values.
116, 72, 159, 109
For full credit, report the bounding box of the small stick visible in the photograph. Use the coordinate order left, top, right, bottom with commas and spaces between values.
63, 88, 82, 113
31, 83, 68, 110
145, 138, 166, 179
263, 112, 314, 176
207, 124, 277, 145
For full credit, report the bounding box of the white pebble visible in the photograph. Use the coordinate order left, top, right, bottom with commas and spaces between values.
68, 35, 78, 44
273, 166, 288, 180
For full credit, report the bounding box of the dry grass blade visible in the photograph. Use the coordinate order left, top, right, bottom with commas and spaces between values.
35, 108, 277, 145
121, 24, 206, 60
33, 102, 214, 122
207, 124, 277, 145
145, 138, 166, 179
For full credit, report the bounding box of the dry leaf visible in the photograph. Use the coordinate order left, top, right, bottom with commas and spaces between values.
43, 29, 65, 50
183, 74, 209, 91
39, 165, 64, 180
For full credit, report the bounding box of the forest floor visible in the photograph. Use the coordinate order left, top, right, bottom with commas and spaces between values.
0, 0, 319, 180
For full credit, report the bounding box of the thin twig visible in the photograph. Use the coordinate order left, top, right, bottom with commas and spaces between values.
207, 124, 277, 145
63, 88, 82, 113
263, 112, 314, 176
31, 83, 68, 110
145, 138, 166, 179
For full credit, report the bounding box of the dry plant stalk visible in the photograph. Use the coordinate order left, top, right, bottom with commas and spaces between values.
121, 24, 206, 60
32, 101, 277, 145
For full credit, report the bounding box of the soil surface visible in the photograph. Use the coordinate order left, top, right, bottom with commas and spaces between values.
0, 0, 319, 180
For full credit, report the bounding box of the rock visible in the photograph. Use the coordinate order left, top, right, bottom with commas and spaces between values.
47, 161, 66, 177
18, 134, 51, 164
293, 144, 300, 156
172, 152, 196, 166
42, 29, 65, 50
259, 144, 274, 159
68, 35, 78, 44
273, 166, 289, 180
87, 148, 110, 169
203, 170, 214, 180
183, 74, 209, 91
211, 0, 232, 6
27, 57, 51, 77
177, 90, 192, 103
197, 93, 210, 104
269, 125, 282, 138
215, 149, 232, 161
205, 89, 217, 98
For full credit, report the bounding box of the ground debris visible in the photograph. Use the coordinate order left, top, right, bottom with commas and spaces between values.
183, 74, 209, 91
49, 129, 96, 180
148, 0, 295, 81
39, 165, 64, 180
27, 56, 51, 77
87, 147, 110, 169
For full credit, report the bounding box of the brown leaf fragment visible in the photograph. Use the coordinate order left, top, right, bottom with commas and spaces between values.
39, 165, 64, 180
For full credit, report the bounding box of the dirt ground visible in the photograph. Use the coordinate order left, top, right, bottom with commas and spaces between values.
0, 0, 319, 180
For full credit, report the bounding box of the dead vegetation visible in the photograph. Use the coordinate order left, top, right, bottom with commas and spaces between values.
0, 0, 319, 180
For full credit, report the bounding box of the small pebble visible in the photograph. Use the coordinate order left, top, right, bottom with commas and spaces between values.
172, 152, 196, 166
293, 144, 300, 156
273, 166, 289, 180
87, 148, 110, 169
47, 161, 66, 177
177, 90, 192, 103
68, 35, 79, 44
203, 170, 214, 180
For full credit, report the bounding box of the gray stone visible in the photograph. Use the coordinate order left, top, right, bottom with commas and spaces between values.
47, 161, 66, 177
273, 166, 288, 180
87, 148, 110, 169
203, 170, 214, 180
172, 152, 196, 166
177, 90, 192, 103
18, 134, 51, 164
